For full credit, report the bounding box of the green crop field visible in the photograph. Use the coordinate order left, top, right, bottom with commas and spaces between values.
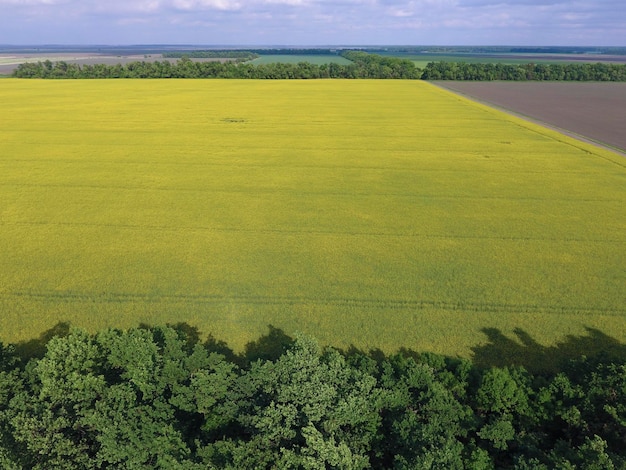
1, 79, 624, 367
393, 54, 533, 69
409, 56, 577, 68
376, 53, 600, 69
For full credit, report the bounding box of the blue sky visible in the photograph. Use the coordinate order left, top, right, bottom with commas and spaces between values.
0, 0, 624, 46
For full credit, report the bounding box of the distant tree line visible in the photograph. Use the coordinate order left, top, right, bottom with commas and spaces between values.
509, 46, 626, 55
421, 61, 626, 81
340, 51, 421, 79
379, 45, 626, 55
161, 50, 259, 61
165, 48, 342, 57
242, 48, 343, 56
12, 52, 626, 80
0, 325, 625, 468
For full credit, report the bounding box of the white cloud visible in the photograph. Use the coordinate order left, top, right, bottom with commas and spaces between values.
0, 0, 624, 45
171, 0, 242, 11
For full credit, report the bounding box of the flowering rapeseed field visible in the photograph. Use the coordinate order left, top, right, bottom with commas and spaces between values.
1, 79, 624, 360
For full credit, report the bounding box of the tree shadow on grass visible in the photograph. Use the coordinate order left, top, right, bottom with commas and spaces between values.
169, 322, 294, 367
13, 321, 71, 361
471, 326, 626, 373
8, 321, 294, 365
242, 325, 295, 364
10, 321, 626, 375
124, 322, 294, 367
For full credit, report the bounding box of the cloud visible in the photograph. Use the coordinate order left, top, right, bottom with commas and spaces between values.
0, 0, 624, 45
171, 0, 242, 11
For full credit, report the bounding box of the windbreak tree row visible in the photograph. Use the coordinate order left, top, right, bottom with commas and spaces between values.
421, 61, 626, 81
161, 49, 343, 59
11, 52, 421, 79
0, 325, 625, 469
161, 50, 259, 60
12, 52, 626, 80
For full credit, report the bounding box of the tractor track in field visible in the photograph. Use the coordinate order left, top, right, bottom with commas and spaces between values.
3, 290, 625, 316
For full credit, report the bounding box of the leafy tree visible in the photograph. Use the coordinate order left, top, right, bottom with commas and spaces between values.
0, 342, 23, 469
0, 326, 625, 467
375, 353, 474, 468
7, 327, 232, 468
205, 334, 379, 469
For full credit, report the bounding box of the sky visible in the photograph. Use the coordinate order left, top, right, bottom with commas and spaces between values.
0, 0, 624, 46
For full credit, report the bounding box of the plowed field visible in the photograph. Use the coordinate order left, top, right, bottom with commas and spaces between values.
434, 81, 626, 153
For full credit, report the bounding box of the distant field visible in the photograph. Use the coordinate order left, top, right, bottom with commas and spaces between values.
380, 52, 626, 69
397, 54, 564, 69
0, 80, 624, 366
250, 55, 353, 65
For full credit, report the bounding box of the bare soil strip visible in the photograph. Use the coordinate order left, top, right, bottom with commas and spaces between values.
433, 81, 626, 154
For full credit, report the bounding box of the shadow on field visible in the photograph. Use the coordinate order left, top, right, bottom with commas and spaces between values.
169, 322, 295, 367
471, 326, 626, 373
11, 322, 626, 374
11, 321, 295, 367
14, 321, 71, 360
242, 325, 295, 363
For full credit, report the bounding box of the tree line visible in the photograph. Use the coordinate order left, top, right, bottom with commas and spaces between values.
13, 53, 626, 80
421, 61, 626, 81
162, 49, 341, 58
0, 325, 624, 468
11, 52, 420, 80
162, 51, 259, 61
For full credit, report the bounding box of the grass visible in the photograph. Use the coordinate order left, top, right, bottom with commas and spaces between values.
0, 79, 624, 365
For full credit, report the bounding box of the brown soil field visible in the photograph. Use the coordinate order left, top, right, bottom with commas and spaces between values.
434, 81, 626, 153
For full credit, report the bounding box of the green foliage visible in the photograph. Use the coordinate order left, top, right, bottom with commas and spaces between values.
14, 52, 626, 80
12, 51, 421, 79
218, 334, 378, 468
477, 418, 515, 450
6, 327, 228, 468
375, 354, 473, 468
0, 327, 625, 467
475, 367, 532, 416
341, 51, 421, 78
0, 343, 22, 469
421, 61, 626, 81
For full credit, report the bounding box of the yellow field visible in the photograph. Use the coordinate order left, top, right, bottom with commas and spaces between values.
0, 79, 624, 364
